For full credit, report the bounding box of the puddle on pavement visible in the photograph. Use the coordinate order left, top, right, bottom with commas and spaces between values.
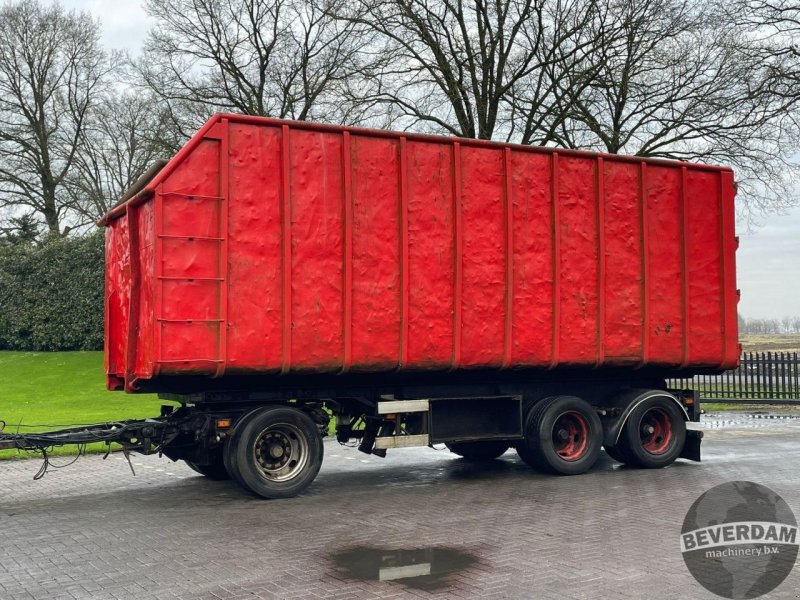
331, 546, 477, 591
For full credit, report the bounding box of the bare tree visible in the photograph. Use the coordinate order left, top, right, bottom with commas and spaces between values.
555, 0, 799, 216
738, 1, 799, 67
0, 0, 109, 236
504, 1, 609, 145
781, 316, 793, 334
734, 0, 800, 127
65, 91, 175, 226
739, 316, 800, 334
117, 0, 800, 218
137, 0, 374, 136
335, 0, 600, 140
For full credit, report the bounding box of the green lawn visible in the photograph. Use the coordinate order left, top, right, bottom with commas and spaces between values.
702, 403, 742, 411
0, 351, 169, 459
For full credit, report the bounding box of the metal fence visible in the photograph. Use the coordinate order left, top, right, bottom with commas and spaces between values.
669, 352, 800, 404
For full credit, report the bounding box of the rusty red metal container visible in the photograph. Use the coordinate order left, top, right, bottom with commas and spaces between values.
101, 114, 738, 392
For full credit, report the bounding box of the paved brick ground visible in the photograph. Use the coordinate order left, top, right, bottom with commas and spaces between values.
2, 412, 800, 600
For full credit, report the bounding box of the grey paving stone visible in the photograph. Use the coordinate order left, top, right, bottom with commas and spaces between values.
1, 414, 799, 599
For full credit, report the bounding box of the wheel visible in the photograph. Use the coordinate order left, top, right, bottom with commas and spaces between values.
185, 449, 230, 480
516, 396, 602, 475
446, 440, 510, 461
223, 406, 324, 499
614, 396, 686, 468
223, 435, 244, 487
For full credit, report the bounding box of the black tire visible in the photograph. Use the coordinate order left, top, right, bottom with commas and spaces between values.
224, 406, 324, 499
185, 450, 230, 480
446, 440, 510, 461
615, 395, 686, 469
516, 396, 602, 475
223, 435, 244, 487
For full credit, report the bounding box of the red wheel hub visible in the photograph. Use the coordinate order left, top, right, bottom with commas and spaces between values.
639, 407, 673, 455
552, 411, 589, 461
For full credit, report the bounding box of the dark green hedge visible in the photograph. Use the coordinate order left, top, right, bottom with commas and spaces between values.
0, 233, 104, 351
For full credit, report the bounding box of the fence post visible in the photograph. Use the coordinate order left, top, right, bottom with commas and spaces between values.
740, 352, 744, 399
781, 352, 786, 399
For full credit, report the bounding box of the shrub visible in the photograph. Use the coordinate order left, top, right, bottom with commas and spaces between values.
0, 233, 104, 350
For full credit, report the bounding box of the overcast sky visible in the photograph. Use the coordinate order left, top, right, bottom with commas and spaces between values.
62, 0, 800, 320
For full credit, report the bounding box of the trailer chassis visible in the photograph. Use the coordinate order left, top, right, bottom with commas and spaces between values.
1, 386, 702, 497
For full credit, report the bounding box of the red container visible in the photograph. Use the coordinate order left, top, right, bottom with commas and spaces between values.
102, 114, 738, 392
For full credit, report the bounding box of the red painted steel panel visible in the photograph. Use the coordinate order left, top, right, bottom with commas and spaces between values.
162, 138, 221, 196
720, 171, 740, 367
104, 217, 129, 388
603, 161, 644, 362
350, 135, 402, 370
160, 280, 219, 320
452, 142, 463, 368
101, 114, 739, 391
686, 170, 724, 365
406, 141, 455, 368
399, 138, 410, 367
161, 239, 219, 278
595, 157, 606, 366
135, 200, 156, 378
280, 126, 292, 373
216, 118, 231, 378
289, 129, 344, 371
645, 165, 684, 364
510, 152, 553, 366
342, 132, 353, 372
502, 149, 514, 367
558, 157, 599, 364
158, 138, 222, 376
640, 163, 651, 364
160, 322, 220, 364
459, 146, 506, 367
226, 122, 283, 371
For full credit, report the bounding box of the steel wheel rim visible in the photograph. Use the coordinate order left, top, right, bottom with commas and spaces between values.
552, 411, 589, 461
253, 423, 309, 482
639, 407, 673, 455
